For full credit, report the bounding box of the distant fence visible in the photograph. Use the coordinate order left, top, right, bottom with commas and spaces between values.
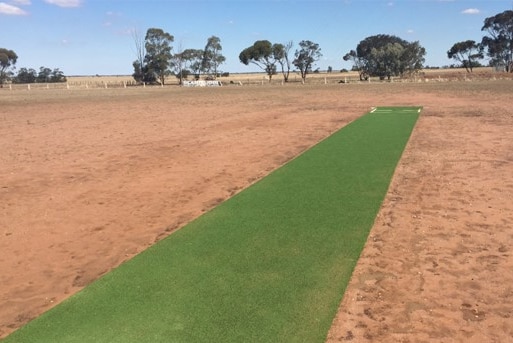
1, 80, 141, 91
2, 71, 512, 93
1, 80, 224, 91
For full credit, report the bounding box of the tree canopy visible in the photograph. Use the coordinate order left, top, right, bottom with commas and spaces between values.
0, 48, 18, 86
133, 28, 174, 84
14, 66, 66, 83
345, 35, 425, 80
128, 9, 513, 86
133, 29, 228, 84
172, 37, 225, 83
293, 40, 322, 82
172, 48, 199, 84
202, 36, 225, 79
481, 10, 513, 72
183, 49, 205, 78
343, 50, 367, 80
15, 68, 37, 84
145, 28, 174, 85
447, 40, 483, 73
239, 40, 285, 81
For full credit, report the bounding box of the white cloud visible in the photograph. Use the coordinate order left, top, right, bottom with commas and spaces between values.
462, 8, 480, 15
407, 29, 414, 34
117, 27, 133, 36
106, 11, 122, 17
0, 2, 27, 15
44, 0, 82, 8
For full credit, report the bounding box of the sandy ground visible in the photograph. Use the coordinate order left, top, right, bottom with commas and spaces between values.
327, 82, 513, 342
1, 80, 512, 341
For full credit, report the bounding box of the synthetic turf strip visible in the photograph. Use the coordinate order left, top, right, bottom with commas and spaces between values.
5, 107, 421, 343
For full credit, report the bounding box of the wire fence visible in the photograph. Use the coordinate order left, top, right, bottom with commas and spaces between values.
2, 80, 141, 91
2, 70, 512, 93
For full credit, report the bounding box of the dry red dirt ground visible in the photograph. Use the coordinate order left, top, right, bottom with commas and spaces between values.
1, 80, 512, 341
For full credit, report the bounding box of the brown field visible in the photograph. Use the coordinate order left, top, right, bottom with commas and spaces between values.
1, 78, 512, 341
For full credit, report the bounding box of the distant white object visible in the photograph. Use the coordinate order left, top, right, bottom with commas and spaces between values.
182, 80, 222, 87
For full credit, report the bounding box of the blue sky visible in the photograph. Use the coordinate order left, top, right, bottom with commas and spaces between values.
1, 0, 511, 75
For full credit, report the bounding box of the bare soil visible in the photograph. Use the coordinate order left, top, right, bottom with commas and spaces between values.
1, 80, 512, 341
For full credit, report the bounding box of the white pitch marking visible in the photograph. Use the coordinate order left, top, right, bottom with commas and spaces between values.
373, 107, 422, 114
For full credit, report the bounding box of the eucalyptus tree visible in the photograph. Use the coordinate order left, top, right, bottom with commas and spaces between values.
174, 48, 203, 82
132, 28, 174, 84
447, 40, 484, 73
0, 48, 17, 87
172, 45, 187, 84
293, 40, 322, 82
275, 41, 293, 82
15, 68, 37, 83
481, 10, 513, 72
239, 40, 284, 81
145, 28, 174, 85
186, 49, 206, 79
345, 34, 425, 80
202, 36, 225, 79
131, 28, 147, 83
343, 50, 367, 80
37, 67, 53, 83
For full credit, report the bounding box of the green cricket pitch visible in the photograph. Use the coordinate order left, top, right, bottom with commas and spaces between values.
4, 107, 421, 343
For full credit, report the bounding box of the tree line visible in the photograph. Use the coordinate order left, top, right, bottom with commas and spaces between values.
132, 9, 511, 85
1, 9, 511, 87
0, 48, 67, 87
132, 28, 226, 85
133, 28, 326, 84
447, 10, 513, 73
13, 67, 66, 84
346, 9, 512, 80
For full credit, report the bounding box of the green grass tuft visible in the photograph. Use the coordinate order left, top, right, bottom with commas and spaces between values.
4, 107, 420, 343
